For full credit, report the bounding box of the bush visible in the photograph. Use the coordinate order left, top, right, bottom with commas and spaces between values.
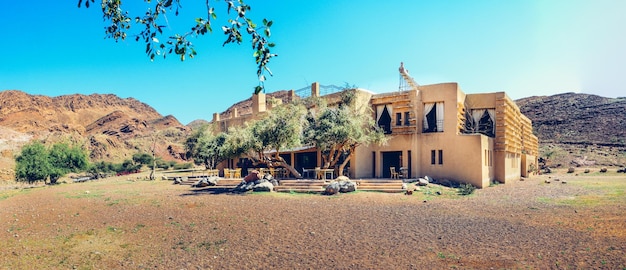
173, 162, 193, 170
458, 183, 476, 196
15, 141, 89, 184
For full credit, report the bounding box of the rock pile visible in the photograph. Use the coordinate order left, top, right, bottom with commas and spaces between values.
323, 177, 357, 195
234, 173, 277, 192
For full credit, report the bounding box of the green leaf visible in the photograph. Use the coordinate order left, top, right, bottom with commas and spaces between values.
266, 20, 273, 27
264, 28, 271, 37
268, 43, 275, 48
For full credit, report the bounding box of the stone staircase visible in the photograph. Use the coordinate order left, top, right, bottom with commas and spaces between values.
274, 180, 326, 193
354, 179, 405, 193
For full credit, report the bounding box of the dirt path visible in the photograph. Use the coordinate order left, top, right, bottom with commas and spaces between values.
1, 174, 625, 269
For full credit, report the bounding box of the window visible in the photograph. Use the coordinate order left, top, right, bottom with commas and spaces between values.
438, 150, 443, 164
431, 150, 436, 165
484, 150, 493, 166
396, 112, 402, 126
376, 105, 392, 134
404, 112, 410, 125
423, 102, 444, 132
484, 150, 488, 166
470, 109, 495, 137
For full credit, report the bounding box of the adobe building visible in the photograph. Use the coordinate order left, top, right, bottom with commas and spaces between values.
211, 64, 538, 188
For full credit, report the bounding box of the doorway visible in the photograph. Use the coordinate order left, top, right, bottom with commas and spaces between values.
381, 151, 402, 178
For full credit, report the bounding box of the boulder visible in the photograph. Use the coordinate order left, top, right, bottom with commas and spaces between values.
338, 180, 357, 193
270, 179, 279, 187
192, 178, 213, 188
617, 167, 626, 173
234, 181, 255, 192
206, 176, 219, 186
401, 183, 407, 190
417, 178, 429, 186
263, 173, 274, 181
335, 175, 350, 182
244, 170, 260, 183
567, 167, 575, 173
600, 167, 608, 173
253, 181, 274, 192
173, 178, 182, 185
584, 169, 590, 173
425, 176, 434, 183
324, 182, 340, 195
402, 178, 417, 183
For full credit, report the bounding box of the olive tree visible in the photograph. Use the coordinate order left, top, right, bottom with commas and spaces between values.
78, 0, 276, 93
185, 124, 228, 169
221, 102, 306, 178
303, 89, 385, 176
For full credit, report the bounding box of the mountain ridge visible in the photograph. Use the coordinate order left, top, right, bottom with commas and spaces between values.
0, 90, 191, 182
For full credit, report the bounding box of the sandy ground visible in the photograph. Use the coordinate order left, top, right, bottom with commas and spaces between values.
1, 173, 625, 269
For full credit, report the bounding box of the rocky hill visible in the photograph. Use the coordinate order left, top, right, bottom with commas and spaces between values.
516, 92, 626, 167
0, 90, 191, 181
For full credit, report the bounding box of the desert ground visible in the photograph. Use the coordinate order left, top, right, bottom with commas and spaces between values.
1, 171, 625, 269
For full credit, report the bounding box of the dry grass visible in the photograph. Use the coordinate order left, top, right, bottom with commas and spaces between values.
1, 173, 625, 269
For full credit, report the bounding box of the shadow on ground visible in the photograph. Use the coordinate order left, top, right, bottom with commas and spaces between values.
180, 187, 246, 196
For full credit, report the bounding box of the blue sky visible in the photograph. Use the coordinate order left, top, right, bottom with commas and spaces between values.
1, 0, 624, 125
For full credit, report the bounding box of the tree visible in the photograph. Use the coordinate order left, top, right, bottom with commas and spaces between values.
185, 124, 228, 169
48, 143, 90, 183
15, 142, 89, 184
304, 89, 386, 176
220, 102, 306, 178
78, 0, 276, 93
15, 142, 52, 184
132, 153, 154, 166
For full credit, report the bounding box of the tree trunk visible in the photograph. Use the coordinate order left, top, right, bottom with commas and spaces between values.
247, 153, 302, 179
337, 148, 355, 177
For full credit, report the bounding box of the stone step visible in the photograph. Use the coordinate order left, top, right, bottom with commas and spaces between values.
358, 188, 405, 193
274, 187, 324, 193
279, 183, 327, 187
355, 180, 404, 184
357, 182, 403, 187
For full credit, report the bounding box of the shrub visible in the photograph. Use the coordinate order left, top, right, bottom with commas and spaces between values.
15, 141, 89, 184
458, 183, 476, 195
173, 162, 193, 170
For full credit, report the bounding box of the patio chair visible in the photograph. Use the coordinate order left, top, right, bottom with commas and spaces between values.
233, 168, 241, 178
223, 168, 231, 178
390, 167, 399, 179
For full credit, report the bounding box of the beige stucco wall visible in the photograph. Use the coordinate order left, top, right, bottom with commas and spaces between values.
521, 154, 537, 177
419, 133, 493, 188
495, 151, 521, 183
465, 92, 499, 109
354, 133, 420, 178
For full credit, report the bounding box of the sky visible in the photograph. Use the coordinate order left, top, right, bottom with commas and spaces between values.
1, 0, 624, 125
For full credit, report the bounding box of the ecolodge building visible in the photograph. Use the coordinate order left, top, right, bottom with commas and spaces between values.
211, 64, 538, 188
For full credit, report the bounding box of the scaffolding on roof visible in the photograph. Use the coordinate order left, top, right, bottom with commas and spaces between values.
398, 62, 420, 92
